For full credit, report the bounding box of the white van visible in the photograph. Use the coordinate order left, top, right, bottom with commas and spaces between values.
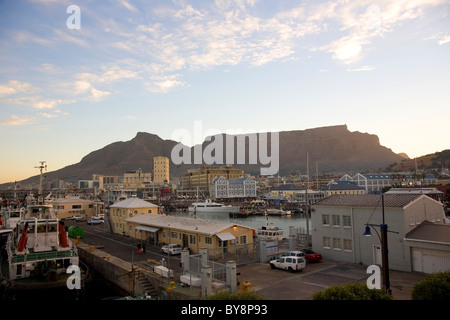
270, 256, 306, 272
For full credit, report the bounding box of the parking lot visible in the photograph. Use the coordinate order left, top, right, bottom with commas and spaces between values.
237, 259, 427, 300
65, 218, 427, 300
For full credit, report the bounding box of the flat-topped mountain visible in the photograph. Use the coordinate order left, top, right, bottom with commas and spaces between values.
4, 125, 405, 187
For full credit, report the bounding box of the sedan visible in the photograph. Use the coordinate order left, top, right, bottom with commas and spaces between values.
87, 218, 104, 225
300, 249, 322, 263
161, 244, 182, 255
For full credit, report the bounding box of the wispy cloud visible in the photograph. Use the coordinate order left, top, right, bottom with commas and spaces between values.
347, 65, 376, 72
0, 114, 31, 126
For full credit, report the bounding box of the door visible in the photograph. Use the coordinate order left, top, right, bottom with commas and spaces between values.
182, 234, 188, 248
373, 245, 382, 265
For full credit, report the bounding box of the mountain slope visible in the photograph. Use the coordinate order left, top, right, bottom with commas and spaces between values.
7, 125, 404, 187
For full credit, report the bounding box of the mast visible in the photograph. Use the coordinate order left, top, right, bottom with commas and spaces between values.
34, 161, 47, 205
305, 153, 310, 248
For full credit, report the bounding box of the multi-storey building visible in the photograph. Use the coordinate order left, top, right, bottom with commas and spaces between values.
123, 170, 152, 187
153, 156, 170, 184
182, 165, 247, 192
209, 176, 257, 200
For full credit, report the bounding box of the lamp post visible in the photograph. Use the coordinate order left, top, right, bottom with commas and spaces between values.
363, 194, 397, 295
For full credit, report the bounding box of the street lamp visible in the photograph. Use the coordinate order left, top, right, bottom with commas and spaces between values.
363, 194, 398, 295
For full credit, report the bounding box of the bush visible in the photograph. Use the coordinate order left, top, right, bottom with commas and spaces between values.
412, 271, 450, 300
206, 290, 265, 300
312, 282, 393, 300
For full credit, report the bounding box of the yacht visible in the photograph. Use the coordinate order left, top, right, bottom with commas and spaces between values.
188, 200, 239, 214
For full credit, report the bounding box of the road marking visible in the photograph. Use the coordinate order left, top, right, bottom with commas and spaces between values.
147, 259, 160, 264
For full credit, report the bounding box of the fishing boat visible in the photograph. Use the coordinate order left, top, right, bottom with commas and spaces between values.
188, 199, 239, 214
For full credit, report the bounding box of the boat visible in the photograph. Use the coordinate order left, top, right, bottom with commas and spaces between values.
266, 208, 291, 216
188, 199, 239, 214
0, 162, 83, 298
255, 210, 284, 240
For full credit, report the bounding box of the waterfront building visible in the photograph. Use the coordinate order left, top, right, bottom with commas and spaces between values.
322, 181, 366, 197
182, 165, 247, 192
153, 156, 170, 184
341, 173, 438, 193
125, 214, 254, 256
209, 176, 257, 200
311, 194, 447, 272
52, 196, 97, 219
110, 197, 159, 235
270, 184, 303, 198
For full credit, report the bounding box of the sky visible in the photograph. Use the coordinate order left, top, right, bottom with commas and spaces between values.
0, 0, 449, 184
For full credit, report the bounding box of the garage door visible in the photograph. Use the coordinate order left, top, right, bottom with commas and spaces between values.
412, 248, 450, 274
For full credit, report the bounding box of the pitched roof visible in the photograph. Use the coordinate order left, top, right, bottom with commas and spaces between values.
126, 214, 252, 235
272, 184, 303, 191
405, 221, 450, 244
110, 197, 158, 208
313, 194, 422, 208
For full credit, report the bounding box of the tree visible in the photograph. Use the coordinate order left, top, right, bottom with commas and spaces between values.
412, 271, 450, 300
312, 282, 393, 300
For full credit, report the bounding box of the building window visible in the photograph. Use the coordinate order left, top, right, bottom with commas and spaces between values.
171, 232, 177, 239
57, 205, 64, 210
343, 215, 351, 227
240, 235, 247, 244
190, 235, 196, 244
333, 238, 341, 250
344, 239, 352, 251
332, 215, 340, 226
72, 205, 82, 209
205, 237, 212, 244
322, 214, 330, 225
323, 236, 331, 249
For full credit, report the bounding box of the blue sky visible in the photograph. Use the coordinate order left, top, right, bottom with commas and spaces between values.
0, 0, 449, 183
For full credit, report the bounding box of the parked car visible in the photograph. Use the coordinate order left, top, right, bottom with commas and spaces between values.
300, 249, 322, 262
270, 256, 306, 272
161, 244, 182, 255
281, 250, 305, 257
71, 215, 83, 221
87, 217, 104, 225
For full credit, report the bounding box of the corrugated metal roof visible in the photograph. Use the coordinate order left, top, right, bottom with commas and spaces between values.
313, 194, 422, 208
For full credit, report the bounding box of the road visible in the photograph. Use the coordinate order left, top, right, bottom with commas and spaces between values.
64, 219, 182, 277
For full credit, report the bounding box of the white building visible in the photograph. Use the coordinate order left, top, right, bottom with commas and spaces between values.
209, 176, 257, 200
311, 194, 448, 272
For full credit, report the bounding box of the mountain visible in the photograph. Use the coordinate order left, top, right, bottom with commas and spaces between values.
4, 125, 405, 188
386, 149, 450, 172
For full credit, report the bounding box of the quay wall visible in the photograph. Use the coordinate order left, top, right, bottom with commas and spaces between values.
76, 243, 143, 296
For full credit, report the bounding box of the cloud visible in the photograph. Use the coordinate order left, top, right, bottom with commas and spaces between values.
146, 75, 185, 93
347, 65, 376, 72
0, 114, 31, 126
0, 80, 36, 97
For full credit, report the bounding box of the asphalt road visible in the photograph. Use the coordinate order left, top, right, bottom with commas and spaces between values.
64, 219, 182, 277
